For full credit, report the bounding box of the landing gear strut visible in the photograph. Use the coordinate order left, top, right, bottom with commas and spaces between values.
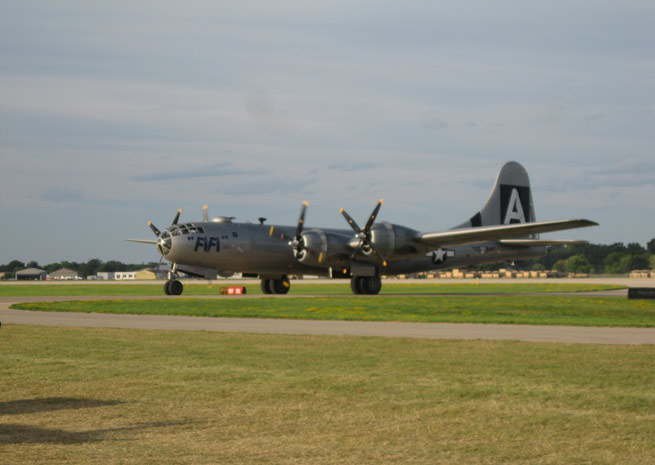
164, 264, 183, 295
260, 276, 290, 295
350, 276, 382, 295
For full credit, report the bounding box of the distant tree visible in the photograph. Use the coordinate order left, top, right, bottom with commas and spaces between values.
80, 259, 103, 278
625, 253, 651, 271
565, 255, 592, 274
603, 252, 625, 274
531, 263, 545, 271
0, 260, 25, 272
538, 245, 571, 270
647, 238, 655, 255
626, 242, 646, 254
44, 263, 63, 273
98, 260, 126, 272
60, 261, 80, 271
25, 260, 40, 269
554, 259, 567, 272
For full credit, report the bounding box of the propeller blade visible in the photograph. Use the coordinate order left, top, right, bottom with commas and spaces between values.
172, 209, 182, 225
148, 221, 161, 237
363, 199, 383, 233
269, 226, 293, 243
202, 205, 208, 222
368, 245, 388, 267
349, 241, 364, 261
340, 208, 362, 234
295, 201, 309, 239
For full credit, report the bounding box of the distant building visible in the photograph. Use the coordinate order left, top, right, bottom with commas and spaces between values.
114, 271, 136, 280
135, 269, 157, 280
50, 268, 80, 280
16, 268, 48, 281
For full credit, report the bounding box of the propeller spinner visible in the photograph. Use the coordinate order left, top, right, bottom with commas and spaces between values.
269, 201, 313, 260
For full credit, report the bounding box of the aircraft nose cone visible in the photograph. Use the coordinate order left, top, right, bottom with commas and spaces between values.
157, 231, 173, 256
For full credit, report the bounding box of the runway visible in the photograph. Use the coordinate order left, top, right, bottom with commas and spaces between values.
2, 294, 654, 345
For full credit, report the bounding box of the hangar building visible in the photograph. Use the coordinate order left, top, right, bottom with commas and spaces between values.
50, 268, 80, 280
16, 268, 48, 280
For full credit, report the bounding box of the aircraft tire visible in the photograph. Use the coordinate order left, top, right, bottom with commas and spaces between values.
350, 277, 364, 295
164, 281, 172, 295
269, 277, 290, 295
362, 276, 381, 295
260, 280, 273, 294
170, 280, 184, 295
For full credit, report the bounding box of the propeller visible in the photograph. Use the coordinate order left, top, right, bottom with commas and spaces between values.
148, 221, 161, 237
269, 201, 312, 260
148, 209, 182, 238
340, 199, 387, 266
202, 205, 208, 222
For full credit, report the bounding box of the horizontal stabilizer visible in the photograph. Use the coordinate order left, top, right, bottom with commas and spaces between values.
416, 219, 598, 249
124, 238, 158, 244
499, 239, 589, 247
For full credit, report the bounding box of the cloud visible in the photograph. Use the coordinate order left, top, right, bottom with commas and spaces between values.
421, 112, 448, 130
41, 187, 83, 203
132, 164, 265, 181
214, 177, 318, 196
327, 163, 375, 172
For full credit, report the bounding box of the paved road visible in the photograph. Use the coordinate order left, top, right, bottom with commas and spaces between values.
2, 294, 654, 345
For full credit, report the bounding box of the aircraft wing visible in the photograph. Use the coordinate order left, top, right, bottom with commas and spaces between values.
498, 239, 589, 246
415, 219, 598, 249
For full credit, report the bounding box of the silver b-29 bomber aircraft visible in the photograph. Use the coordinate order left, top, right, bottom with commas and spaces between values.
126, 162, 597, 295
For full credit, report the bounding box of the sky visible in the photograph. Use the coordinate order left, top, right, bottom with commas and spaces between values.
1, 0, 654, 265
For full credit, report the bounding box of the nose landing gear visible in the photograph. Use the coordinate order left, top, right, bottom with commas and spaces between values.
164, 279, 183, 295
164, 264, 184, 295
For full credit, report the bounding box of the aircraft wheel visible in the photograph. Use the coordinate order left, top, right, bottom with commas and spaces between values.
362, 276, 381, 295
164, 281, 172, 295
269, 277, 290, 294
350, 277, 364, 295
260, 279, 273, 294
170, 280, 184, 295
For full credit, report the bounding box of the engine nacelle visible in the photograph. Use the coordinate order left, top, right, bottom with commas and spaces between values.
366, 221, 418, 258
296, 230, 352, 267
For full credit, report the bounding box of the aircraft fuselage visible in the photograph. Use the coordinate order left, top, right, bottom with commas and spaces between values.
161, 220, 547, 279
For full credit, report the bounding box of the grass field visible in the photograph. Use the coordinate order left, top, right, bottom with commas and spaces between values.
11, 295, 655, 327
1, 325, 653, 465
0, 282, 626, 297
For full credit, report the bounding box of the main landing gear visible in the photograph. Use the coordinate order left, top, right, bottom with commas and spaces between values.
350, 276, 382, 295
260, 276, 291, 295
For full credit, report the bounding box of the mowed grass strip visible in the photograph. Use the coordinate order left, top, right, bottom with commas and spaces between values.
11, 295, 655, 327
0, 282, 626, 297
1, 325, 653, 465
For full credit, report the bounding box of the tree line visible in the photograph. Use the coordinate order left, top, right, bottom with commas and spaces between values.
1, 238, 654, 279
504, 238, 655, 275
0, 259, 159, 279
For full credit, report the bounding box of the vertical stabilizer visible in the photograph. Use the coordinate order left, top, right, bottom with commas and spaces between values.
455, 161, 536, 228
